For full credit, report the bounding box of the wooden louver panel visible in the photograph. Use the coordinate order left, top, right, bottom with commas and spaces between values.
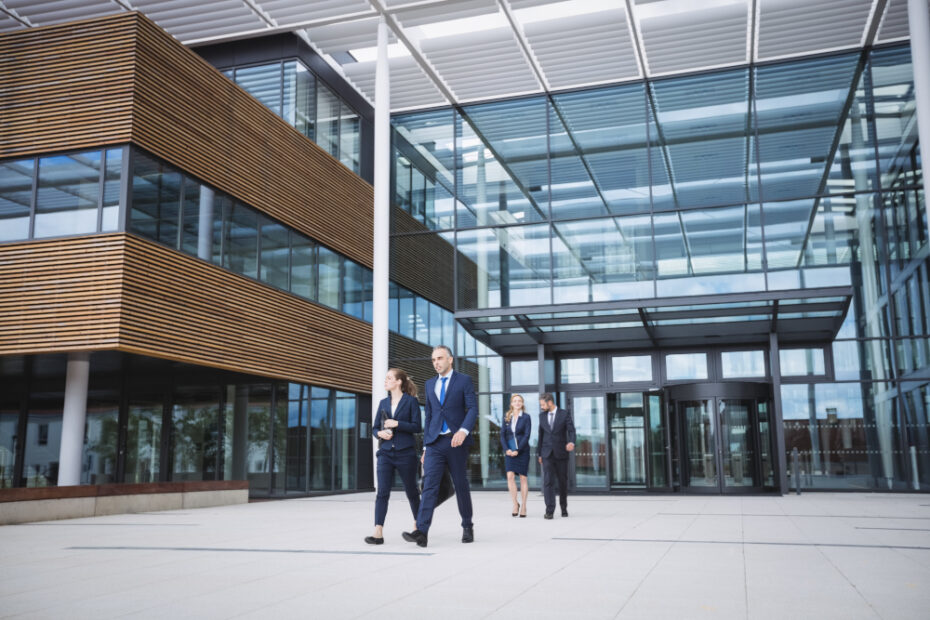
0, 235, 372, 394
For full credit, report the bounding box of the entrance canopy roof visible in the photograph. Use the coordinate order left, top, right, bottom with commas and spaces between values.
0, 0, 915, 112
456, 287, 853, 355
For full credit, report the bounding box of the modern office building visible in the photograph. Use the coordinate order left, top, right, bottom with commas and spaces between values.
1, 0, 928, 497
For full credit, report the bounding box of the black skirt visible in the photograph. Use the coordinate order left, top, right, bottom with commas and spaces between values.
505, 449, 530, 476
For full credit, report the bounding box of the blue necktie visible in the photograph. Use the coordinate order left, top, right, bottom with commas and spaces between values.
440, 376, 449, 433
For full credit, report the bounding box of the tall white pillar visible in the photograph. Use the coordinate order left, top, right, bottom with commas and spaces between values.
198, 185, 215, 261
371, 18, 391, 481
909, 0, 930, 234
58, 352, 90, 486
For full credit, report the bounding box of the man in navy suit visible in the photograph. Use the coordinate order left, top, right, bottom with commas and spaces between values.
403, 345, 477, 547
537, 393, 576, 519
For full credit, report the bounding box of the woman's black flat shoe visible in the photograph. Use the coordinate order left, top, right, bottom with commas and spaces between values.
365, 536, 384, 545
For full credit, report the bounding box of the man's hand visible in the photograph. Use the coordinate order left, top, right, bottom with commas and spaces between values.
451, 429, 467, 448
566, 442, 575, 452
384, 419, 398, 429
421, 451, 425, 465
377, 430, 392, 440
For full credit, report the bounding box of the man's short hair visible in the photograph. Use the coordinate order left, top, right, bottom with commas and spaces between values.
432, 345, 453, 358
540, 393, 555, 404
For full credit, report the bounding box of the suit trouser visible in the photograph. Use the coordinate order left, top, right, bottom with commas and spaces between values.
417, 434, 472, 533
374, 447, 420, 526
543, 456, 569, 513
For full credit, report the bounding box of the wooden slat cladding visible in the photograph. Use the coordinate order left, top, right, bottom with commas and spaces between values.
0, 13, 373, 269
130, 16, 373, 268
120, 234, 371, 393
0, 237, 124, 353
0, 15, 136, 155
0, 234, 372, 393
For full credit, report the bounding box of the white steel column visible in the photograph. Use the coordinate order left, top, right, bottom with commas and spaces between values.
371, 17, 391, 479
58, 352, 90, 486
909, 0, 930, 233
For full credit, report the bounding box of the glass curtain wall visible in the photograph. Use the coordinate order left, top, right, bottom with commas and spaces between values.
227, 60, 361, 175
0, 353, 364, 495
390, 43, 927, 492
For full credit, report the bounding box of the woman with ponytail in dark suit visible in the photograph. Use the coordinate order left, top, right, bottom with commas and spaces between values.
365, 368, 422, 545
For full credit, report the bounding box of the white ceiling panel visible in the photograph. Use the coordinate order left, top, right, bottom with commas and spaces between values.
4, 0, 121, 26
132, 0, 267, 41
758, 0, 873, 60
304, 16, 391, 54
420, 27, 540, 101
520, 4, 639, 88
344, 56, 447, 111
392, 0, 499, 28
876, 0, 926, 42
636, 1, 749, 75
261, 0, 371, 24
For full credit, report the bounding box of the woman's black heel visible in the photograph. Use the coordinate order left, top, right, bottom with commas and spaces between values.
512, 502, 520, 517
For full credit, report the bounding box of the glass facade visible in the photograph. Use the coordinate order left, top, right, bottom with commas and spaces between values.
390, 43, 929, 493
226, 60, 362, 175
0, 352, 365, 496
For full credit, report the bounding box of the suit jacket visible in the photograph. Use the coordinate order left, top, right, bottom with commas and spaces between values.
500, 413, 532, 454
537, 407, 577, 460
423, 371, 478, 446
374, 393, 422, 451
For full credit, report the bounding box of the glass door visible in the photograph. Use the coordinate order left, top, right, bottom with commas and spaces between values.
570, 395, 608, 489
669, 382, 773, 494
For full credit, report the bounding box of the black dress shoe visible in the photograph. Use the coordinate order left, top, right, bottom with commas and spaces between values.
561, 509, 569, 517
462, 526, 474, 543
544, 512, 554, 520
402, 529, 428, 547
364, 536, 384, 545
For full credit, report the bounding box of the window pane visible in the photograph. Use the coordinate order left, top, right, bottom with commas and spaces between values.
224, 202, 258, 279
317, 246, 340, 309
721, 351, 766, 378
665, 353, 707, 380
259, 216, 289, 290
389, 282, 399, 332
398, 287, 415, 340
130, 151, 179, 247
125, 398, 162, 483
310, 387, 333, 491
294, 61, 315, 139
612, 356, 653, 382
0, 158, 33, 241
101, 148, 122, 232
339, 102, 360, 173
36, 151, 101, 238
560, 358, 599, 384
171, 385, 219, 481
236, 63, 282, 116
780, 349, 825, 376
179, 177, 203, 256
572, 396, 607, 488
82, 397, 119, 485
334, 391, 356, 490
317, 84, 340, 159
342, 259, 364, 319
290, 232, 317, 300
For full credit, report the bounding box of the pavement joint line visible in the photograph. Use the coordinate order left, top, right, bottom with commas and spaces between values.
854, 527, 930, 531
66, 546, 433, 556
552, 537, 930, 550
22, 523, 200, 527
657, 512, 930, 519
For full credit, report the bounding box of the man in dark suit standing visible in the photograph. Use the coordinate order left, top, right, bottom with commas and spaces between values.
403, 345, 477, 547
537, 393, 576, 519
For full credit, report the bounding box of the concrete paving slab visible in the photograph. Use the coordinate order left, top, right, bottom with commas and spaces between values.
1, 491, 929, 619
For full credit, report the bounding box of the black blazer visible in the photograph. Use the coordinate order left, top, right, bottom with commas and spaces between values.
374, 393, 422, 451
500, 413, 532, 454
537, 408, 577, 460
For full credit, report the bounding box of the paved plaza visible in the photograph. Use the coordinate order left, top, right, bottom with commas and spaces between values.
1, 491, 929, 619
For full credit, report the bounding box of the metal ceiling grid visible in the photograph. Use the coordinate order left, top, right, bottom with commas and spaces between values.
636, 0, 750, 75
757, 0, 875, 61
